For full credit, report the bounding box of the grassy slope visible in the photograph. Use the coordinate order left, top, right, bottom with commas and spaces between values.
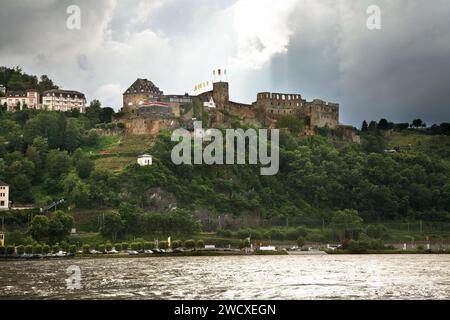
384, 130, 450, 153
84, 134, 156, 172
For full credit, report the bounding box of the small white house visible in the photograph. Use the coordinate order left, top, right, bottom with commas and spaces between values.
137, 154, 153, 166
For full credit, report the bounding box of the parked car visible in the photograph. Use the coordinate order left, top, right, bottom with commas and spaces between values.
55, 251, 66, 257
128, 250, 139, 255
107, 249, 119, 254
89, 250, 102, 254
144, 249, 154, 254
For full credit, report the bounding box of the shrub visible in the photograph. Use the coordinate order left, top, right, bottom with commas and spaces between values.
287, 227, 308, 240
239, 240, 250, 249
159, 241, 168, 249
105, 243, 113, 251
196, 240, 205, 248
297, 237, 306, 248
52, 245, 60, 253
0, 246, 5, 255
60, 242, 69, 252
43, 245, 50, 254
130, 242, 139, 251
82, 244, 90, 254
17, 245, 25, 255
6, 246, 15, 255
69, 245, 76, 254
33, 245, 43, 254
236, 228, 252, 239
25, 245, 33, 254
171, 240, 182, 249
184, 240, 195, 249
98, 244, 105, 253
348, 239, 386, 253
269, 228, 285, 240
216, 229, 233, 238
114, 243, 122, 251
143, 241, 154, 250
365, 224, 388, 239
121, 242, 129, 250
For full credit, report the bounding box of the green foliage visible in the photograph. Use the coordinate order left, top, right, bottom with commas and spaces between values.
114, 243, 122, 251
28, 215, 50, 241
159, 241, 168, 249
42, 245, 50, 254
331, 209, 363, 240
0, 246, 5, 255
28, 211, 74, 242
348, 238, 386, 254
184, 239, 195, 249
100, 212, 124, 241
121, 242, 129, 250
276, 115, 305, 134
171, 240, 182, 248
16, 245, 25, 255
196, 240, 205, 248
82, 244, 90, 254
52, 245, 60, 253
97, 244, 105, 252
6, 246, 15, 255
25, 245, 33, 254
33, 245, 43, 254
296, 237, 306, 248
365, 224, 389, 239
69, 245, 77, 254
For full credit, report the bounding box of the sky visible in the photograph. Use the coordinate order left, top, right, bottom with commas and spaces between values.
1, 0, 450, 126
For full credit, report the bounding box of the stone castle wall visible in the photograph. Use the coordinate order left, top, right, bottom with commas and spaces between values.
121, 78, 343, 136
123, 93, 152, 114
255, 92, 339, 129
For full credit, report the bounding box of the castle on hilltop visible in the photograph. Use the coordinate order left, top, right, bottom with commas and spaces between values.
118, 76, 357, 141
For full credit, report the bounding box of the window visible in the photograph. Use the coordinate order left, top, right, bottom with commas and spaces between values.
0, 201, 4, 206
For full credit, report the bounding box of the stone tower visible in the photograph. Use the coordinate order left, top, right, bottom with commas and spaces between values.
212, 82, 229, 109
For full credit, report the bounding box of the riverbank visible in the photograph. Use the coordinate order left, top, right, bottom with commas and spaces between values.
3, 248, 450, 261
0, 250, 290, 261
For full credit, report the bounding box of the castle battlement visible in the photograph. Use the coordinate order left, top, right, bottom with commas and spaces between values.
120, 77, 341, 132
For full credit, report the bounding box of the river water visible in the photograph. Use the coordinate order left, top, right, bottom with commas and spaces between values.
1, 255, 449, 300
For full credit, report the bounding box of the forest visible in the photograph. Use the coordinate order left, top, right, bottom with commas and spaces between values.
1, 66, 450, 245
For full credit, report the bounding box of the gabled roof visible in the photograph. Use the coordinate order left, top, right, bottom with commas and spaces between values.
43, 89, 85, 99
124, 78, 163, 96
6, 91, 27, 98
0, 180, 9, 186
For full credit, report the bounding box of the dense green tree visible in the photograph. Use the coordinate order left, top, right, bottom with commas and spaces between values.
361, 120, 368, 132
46, 150, 71, 179
330, 209, 363, 240
101, 212, 124, 241
412, 119, 423, 128
28, 215, 50, 241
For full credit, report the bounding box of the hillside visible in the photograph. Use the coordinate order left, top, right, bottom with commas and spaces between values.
84, 134, 156, 172
2, 108, 450, 247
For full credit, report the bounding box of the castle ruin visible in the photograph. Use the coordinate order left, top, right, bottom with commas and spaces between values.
118, 76, 356, 139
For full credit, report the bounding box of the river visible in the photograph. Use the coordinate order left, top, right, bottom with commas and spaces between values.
1, 255, 449, 299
